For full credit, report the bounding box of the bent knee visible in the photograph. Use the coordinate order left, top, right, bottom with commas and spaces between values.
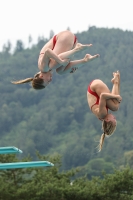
111, 105, 119, 111
45, 48, 50, 53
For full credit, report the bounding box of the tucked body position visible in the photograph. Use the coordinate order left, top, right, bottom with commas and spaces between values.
12, 30, 99, 89
87, 71, 122, 151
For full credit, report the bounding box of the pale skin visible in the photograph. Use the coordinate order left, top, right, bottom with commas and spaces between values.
87, 71, 122, 120
37, 30, 99, 85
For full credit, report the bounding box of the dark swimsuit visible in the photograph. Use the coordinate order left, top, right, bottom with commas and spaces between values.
88, 80, 108, 116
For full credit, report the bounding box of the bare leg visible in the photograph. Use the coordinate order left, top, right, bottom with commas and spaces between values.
49, 43, 93, 69
58, 43, 93, 59
106, 71, 122, 110
111, 71, 120, 95
39, 49, 69, 72
56, 54, 99, 74
117, 70, 120, 94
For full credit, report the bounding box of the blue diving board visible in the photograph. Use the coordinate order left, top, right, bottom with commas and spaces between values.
0, 161, 54, 170
0, 146, 23, 154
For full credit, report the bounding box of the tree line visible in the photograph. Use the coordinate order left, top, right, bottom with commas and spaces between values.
0, 27, 133, 175
0, 153, 133, 200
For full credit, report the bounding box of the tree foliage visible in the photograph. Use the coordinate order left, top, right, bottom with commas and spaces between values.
0, 153, 133, 200
0, 27, 133, 175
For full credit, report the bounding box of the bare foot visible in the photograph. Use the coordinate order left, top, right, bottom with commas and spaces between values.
75, 43, 93, 52
111, 71, 120, 84
116, 70, 120, 82
84, 54, 100, 62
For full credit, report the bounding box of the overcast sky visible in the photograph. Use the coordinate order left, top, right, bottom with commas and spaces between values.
0, 0, 133, 50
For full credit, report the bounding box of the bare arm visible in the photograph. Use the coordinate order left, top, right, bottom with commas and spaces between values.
98, 93, 121, 118
44, 49, 67, 65
39, 48, 69, 72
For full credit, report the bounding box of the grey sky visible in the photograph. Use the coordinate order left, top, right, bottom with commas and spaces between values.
0, 0, 133, 50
